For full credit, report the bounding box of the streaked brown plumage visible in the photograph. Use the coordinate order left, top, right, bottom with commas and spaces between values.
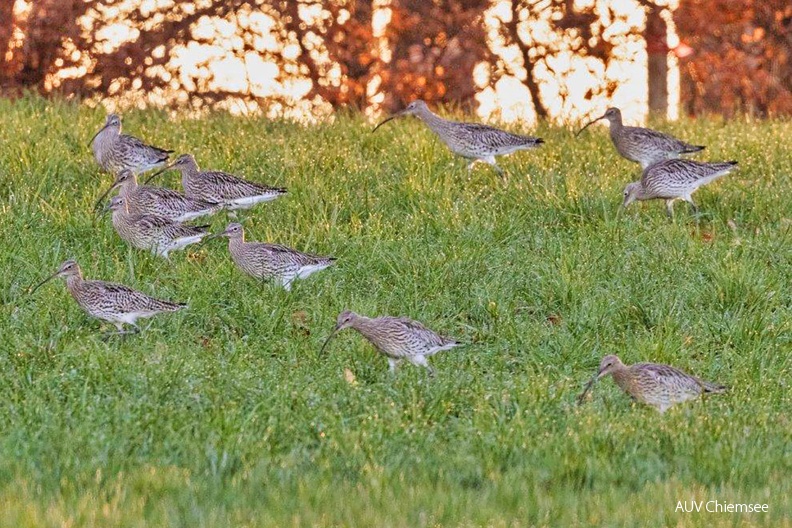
106, 196, 210, 258
30, 260, 186, 334
89, 114, 173, 174
578, 354, 727, 413
373, 100, 543, 175
150, 154, 287, 210
623, 159, 738, 216
577, 107, 705, 168
210, 223, 335, 290
320, 310, 461, 375
93, 169, 221, 222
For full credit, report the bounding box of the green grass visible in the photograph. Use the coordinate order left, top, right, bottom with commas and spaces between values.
0, 96, 790, 527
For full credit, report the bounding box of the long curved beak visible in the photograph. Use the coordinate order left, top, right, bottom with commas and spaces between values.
29, 270, 60, 295
143, 161, 175, 185
203, 232, 225, 242
92, 181, 121, 215
576, 372, 599, 405
575, 114, 605, 138
101, 200, 116, 217
319, 327, 340, 354
372, 112, 403, 133
88, 123, 108, 147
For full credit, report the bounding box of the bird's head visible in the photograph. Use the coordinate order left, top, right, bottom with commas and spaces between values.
29, 259, 81, 295
319, 310, 359, 354
597, 354, 624, 379
622, 182, 642, 208
372, 100, 429, 132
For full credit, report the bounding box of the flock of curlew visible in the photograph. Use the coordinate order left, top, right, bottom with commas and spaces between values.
30, 102, 738, 413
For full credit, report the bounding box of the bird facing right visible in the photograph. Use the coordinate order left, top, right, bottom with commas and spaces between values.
320, 310, 461, 375
622, 159, 738, 216
577, 354, 727, 413
30, 260, 186, 335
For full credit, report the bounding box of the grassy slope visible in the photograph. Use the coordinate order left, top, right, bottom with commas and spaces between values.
0, 97, 790, 527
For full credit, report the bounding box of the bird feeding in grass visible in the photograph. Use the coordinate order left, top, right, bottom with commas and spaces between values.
577, 354, 727, 413
93, 169, 221, 222
89, 114, 173, 175
622, 159, 738, 217
146, 154, 287, 211
576, 107, 705, 169
30, 260, 186, 335
208, 223, 335, 291
373, 100, 544, 176
320, 310, 461, 375
105, 196, 211, 259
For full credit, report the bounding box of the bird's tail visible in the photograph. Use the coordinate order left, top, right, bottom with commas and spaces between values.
702, 381, 728, 393
156, 300, 188, 312
682, 144, 706, 154
698, 161, 738, 186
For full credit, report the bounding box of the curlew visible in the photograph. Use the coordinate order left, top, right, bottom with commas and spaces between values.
147, 154, 286, 211
93, 169, 221, 222
373, 100, 543, 175
89, 114, 173, 175
30, 260, 186, 335
105, 196, 210, 258
622, 159, 738, 216
577, 354, 727, 413
209, 223, 335, 290
576, 107, 705, 168
320, 310, 461, 375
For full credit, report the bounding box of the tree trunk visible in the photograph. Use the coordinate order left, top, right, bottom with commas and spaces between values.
645, 4, 668, 117
0, 0, 16, 84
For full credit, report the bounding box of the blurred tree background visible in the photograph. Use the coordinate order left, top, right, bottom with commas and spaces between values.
0, 0, 789, 120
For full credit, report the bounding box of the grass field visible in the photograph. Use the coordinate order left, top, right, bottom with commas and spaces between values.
0, 96, 790, 527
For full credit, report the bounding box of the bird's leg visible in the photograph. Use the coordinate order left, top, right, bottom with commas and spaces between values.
227, 210, 239, 221
467, 160, 477, 173
484, 156, 504, 178
411, 355, 435, 377
684, 196, 698, 215
665, 199, 675, 218
102, 322, 138, 340
387, 358, 400, 373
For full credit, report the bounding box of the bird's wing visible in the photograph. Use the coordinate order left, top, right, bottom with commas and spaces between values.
86, 280, 181, 311
253, 243, 326, 266
87, 280, 140, 296
642, 159, 734, 187
637, 363, 703, 392
141, 186, 218, 208
140, 186, 186, 201
202, 170, 276, 199
391, 316, 453, 347
120, 134, 172, 156
625, 127, 690, 152
132, 214, 178, 230
161, 221, 209, 238
463, 123, 541, 148
84, 280, 156, 306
